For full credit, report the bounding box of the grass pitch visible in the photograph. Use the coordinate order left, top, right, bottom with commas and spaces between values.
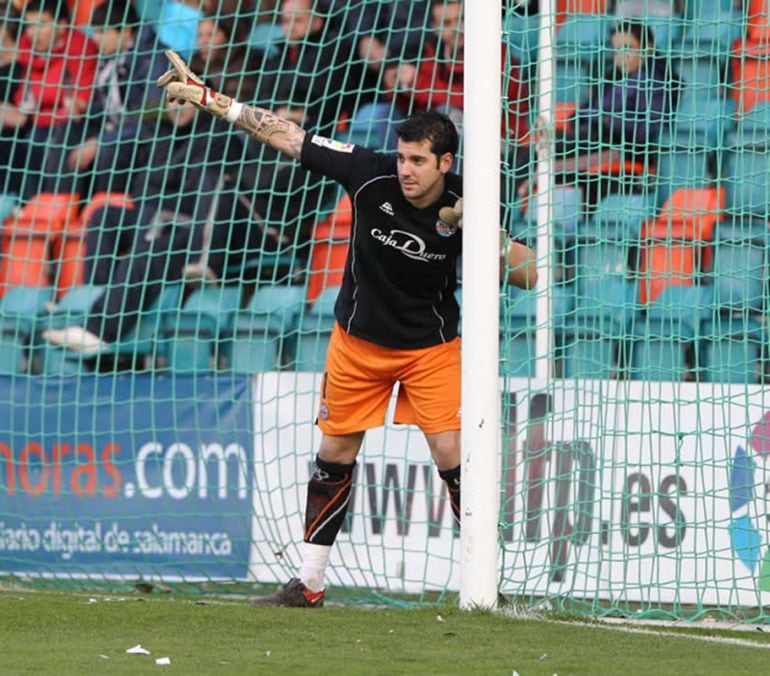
1, 590, 769, 674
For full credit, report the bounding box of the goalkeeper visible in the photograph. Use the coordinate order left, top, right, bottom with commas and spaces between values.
157, 51, 537, 608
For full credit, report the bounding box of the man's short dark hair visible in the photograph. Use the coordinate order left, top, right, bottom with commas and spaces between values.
396, 110, 459, 158
23, 0, 69, 21
611, 18, 654, 51
91, 0, 140, 29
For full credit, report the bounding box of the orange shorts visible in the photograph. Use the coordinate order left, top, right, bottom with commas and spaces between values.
317, 323, 461, 436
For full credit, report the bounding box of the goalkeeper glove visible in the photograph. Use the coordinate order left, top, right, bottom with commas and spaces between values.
438, 198, 463, 229
157, 50, 234, 118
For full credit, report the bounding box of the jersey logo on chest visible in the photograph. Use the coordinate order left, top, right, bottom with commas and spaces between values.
369, 228, 448, 263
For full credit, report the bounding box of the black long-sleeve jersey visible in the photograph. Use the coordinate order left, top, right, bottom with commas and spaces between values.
301, 133, 463, 349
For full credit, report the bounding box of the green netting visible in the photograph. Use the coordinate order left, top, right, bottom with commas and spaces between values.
1, 0, 770, 621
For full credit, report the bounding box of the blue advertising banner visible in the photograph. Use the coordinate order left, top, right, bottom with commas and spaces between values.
0, 374, 253, 580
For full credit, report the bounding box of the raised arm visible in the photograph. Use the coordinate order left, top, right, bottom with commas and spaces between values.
156, 50, 306, 160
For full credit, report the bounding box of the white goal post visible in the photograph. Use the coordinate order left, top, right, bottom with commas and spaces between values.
461, 0, 556, 609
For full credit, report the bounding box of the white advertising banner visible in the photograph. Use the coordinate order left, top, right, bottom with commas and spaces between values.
250, 373, 770, 605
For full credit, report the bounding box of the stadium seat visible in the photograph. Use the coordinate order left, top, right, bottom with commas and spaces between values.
0, 193, 79, 298
723, 148, 770, 218
554, 61, 590, 105
554, 14, 609, 65
293, 286, 338, 372
156, 1, 201, 61
525, 186, 583, 242
728, 102, 770, 148
614, 0, 676, 17
558, 276, 638, 379
248, 21, 285, 56
307, 194, 351, 303
748, 0, 770, 44
654, 145, 713, 207
700, 312, 765, 383
0, 193, 17, 223
684, 0, 736, 20
36, 284, 105, 375
630, 285, 711, 382
676, 55, 729, 105
162, 286, 241, 371
709, 222, 768, 313
0, 286, 52, 374
500, 286, 536, 378
672, 94, 734, 150
591, 193, 656, 240
504, 12, 540, 68
731, 40, 770, 116
575, 225, 635, 295
226, 284, 305, 372
638, 187, 723, 304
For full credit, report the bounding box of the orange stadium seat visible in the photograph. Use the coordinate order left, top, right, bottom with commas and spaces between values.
731, 38, 770, 115
0, 193, 79, 298
307, 194, 351, 303
638, 187, 724, 304
51, 192, 134, 298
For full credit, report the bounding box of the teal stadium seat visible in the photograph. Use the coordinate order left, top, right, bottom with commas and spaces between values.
558, 276, 638, 379
728, 102, 770, 148
37, 284, 105, 375
155, 1, 201, 61
674, 94, 735, 149
102, 283, 185, 369
293, 286, 338, 372
654, 142, 713, 207
554, 14, 610, 66
554, 61, 590, 105
591, 193, 655, 240
710, 223, 768, 313
700, 312, 764, 383
525, 186, 584, 242
0, 287, 52, 374
0, 194, 17, 222
630, 285, 710, 382
249, 21, 285, 57
724, 149, 770, 218
504, 12, 539, 68
500, 286, 536, 378
684, 0, 735, 19
227, 284, 305, 372
162, 285, 240, 371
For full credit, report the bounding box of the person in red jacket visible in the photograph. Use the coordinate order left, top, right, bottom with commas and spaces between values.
11, 0, 97, 198
352, 0, 529, 152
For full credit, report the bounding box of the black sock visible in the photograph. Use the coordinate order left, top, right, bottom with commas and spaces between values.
438, 464, 461, 525
304, 455, 356, 545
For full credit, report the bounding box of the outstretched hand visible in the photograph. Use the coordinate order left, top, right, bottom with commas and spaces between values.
157, 50, 232, 118
438, 198, 463, 229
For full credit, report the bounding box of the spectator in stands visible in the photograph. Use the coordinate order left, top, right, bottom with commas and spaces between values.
258, 0, 353, 135
320, 0, 432, 93
0, 3, 27, 195
189, 12, 263, 101
236, 0, 356, 252
42, 96, 247, 353
5, 0, 98, 199
353, 0, 529, 150
52, 1, 169, 198
517, 18, 678, 204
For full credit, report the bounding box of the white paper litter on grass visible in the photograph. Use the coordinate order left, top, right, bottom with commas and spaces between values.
155, 657, 171, 665
126, 644, 151, 655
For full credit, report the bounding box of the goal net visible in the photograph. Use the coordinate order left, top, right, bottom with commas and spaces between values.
0, 0, 768, 619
